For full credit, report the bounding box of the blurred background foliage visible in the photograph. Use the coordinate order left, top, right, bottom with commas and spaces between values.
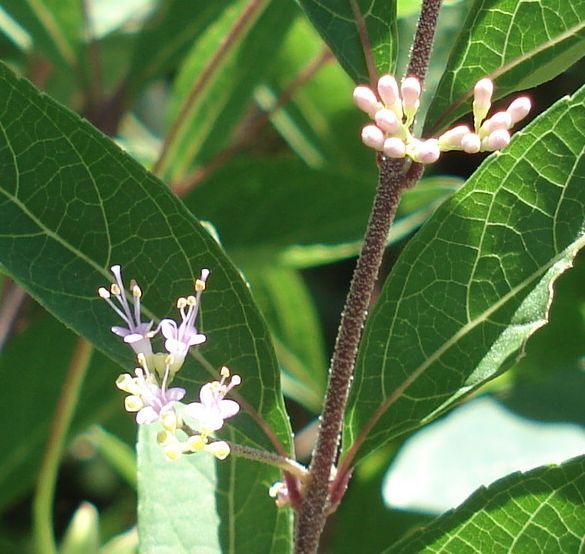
0, 0, 583, 552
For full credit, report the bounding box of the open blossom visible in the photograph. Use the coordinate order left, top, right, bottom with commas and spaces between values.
354, 75, 531, 162
116, 360, 186, 425
185, 367, 241, 435
98, 265, 154, 356
159, 268, 209, 371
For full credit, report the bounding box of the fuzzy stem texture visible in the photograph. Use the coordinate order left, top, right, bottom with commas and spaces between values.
294, 1, 442, 551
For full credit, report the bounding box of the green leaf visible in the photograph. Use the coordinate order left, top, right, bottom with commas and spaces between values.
386, 455, 585, 553
185, 157, 459, 268
343, 85, 585, 465
126, 1, 229, 97
425, 0, 585, 134
0, 61, 292, 548
1, 0, 83, 69
138, 426, 292, 554
296, 0, 397, 84
0, 61, 291, 453
157, 0, 297, 183
246, 266, 327, 412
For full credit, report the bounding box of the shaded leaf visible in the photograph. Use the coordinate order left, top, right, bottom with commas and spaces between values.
157, 0, 297, 183
296, 0, 397, 84
186, 157, 459, 268
387, 455, 585, 553
246, 266, 327, 411
425, 0, 585, 134
0, 312, 121, 512
1, 0, 83, 69
126, 1, 229, 97
343, 85, 585, 464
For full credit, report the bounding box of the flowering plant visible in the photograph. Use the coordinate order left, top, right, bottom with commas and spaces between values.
0, 1, 584, 553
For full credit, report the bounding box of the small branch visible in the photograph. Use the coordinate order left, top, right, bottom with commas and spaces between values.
152, 0, 266, 178
33, 339, 94, 554
172, 48, 333, 195
226, 441, 308, 480
405, 0, 442, 84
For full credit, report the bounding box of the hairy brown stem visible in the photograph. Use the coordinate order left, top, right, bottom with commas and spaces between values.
293, 1, 442, 552
405, 0, 442, 84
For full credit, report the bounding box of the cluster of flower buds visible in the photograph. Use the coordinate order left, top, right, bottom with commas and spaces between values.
99, 266, 241, 461
353, 75, 531, 163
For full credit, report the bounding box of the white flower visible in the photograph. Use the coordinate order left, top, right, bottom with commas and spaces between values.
98, 265, 153, 356
159, 269, 209, 369
185, 367, 241, 435
116, 364, 185, 425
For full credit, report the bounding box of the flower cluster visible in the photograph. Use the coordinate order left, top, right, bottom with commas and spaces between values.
353, 75, 531, 163
99, 266, 241, 461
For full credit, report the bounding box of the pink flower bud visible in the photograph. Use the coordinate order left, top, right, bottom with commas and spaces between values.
506, 97, 531, 125
473, 78, 493, 111
375, 109, 400, 135
461, 133, 481, 154
412, 139, 440, 164
377, 75, 400, 109
401, 77, 421, 117
353, 85, 381, 117
482, 111, 512, 134
361, 124, 385, 150
438, 125, 471, 151
485, 129, 511, 151
383, 137, 406, 158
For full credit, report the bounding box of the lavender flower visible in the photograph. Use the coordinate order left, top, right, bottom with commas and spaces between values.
98, 265, 153, 357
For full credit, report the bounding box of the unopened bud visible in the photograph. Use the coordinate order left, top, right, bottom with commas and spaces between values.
412, 139, 440, 164
461, 133, 481, 154
205, 441, 230, 460
353, 85, 381, 117
481, 111, 511, 135
506, 97, 531, 125
485, 129, 511, 151
438, 125, 471, 151
383, 137, 406, 158
375, 109, 400, 135
377, 75, 401, 115
401, 77, 421, 119
361, 124, 385, 151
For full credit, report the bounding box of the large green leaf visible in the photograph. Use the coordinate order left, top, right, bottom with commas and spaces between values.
157, 0, 297, 183
138, 426, 292, 554
425, 0, 585, 134
296, 0, 397, 84
387, 455, 585, 553
343, 85, 585, 464
0, 62, 292, 546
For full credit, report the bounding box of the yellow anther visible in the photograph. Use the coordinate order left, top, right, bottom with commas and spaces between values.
187, 434, 207, 452
177, 297, 187, 309
187, 295, 197, 306
195, 279, 206, 292
220, 366, 230, 379
98, 287, 110, 299
132, 284, 142, 298
110, 283, 121, 295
